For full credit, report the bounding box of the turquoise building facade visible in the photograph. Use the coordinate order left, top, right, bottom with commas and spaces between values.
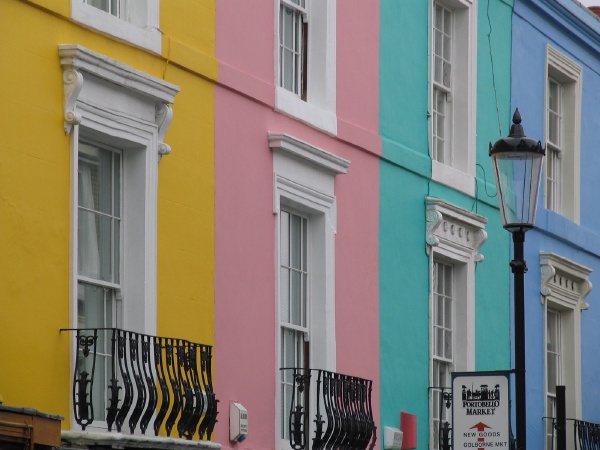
379, 0, 515, 447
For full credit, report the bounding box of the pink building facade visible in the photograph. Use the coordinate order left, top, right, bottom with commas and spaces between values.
214, 1, 381, 449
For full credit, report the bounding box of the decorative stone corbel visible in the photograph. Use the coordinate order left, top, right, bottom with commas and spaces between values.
63, 68, 83, 135
473, 229, 488, 262
540, 263, 556, 299
580, 280, 592, 310
156, 104, 174, 159
426, 209, 443, 249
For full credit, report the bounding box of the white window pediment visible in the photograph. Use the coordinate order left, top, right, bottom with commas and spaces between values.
269, 132, 349, 209
426, 197, 488, 261
540, 252, 592, 310
59, 44, 179, 157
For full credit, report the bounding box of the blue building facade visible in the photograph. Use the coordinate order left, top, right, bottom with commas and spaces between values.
512, 1, 600, 449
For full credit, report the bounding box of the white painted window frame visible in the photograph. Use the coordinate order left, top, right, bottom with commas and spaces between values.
429, 0, 477, 197
274, 0, 337, 135
60, 44, 179, 429
278, 0, 307, 98
544, 46, 582, 223
269, 132, 349, 450
426, 197, 487, 450
72, 0, 161, 54
540, 252, 592, 450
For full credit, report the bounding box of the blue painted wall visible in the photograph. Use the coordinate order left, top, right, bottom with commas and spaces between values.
512, 1, 600, 448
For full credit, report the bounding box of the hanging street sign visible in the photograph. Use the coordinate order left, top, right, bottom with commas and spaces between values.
452, 371, 511, 450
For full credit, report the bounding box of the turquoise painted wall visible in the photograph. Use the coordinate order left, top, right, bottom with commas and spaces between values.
379, 0, 514, 447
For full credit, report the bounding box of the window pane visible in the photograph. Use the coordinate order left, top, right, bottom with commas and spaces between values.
546, 310, 561, 395
444, 264, 452, 293
436, 326, 443, 358
87, 0, 109, 12
291, 270, 302, 325
291, 214, 302, 269
97, 214, 115, 282
435, 5, 443, 29
78, 144, 122, 284
283, 50, 294, 91
78, 282, 105, 329
443, 7, 451, 35
280, 267, 290, 322
444, 329, 452, 359
443, 60, 451, 88
436, 295, 444, 327
114, 220, 120, 284
283, 7, 295, 50
280, 211, 290, 265
78, 209, 101, 279
548, 79, 561, 145
114, 152, 121, 216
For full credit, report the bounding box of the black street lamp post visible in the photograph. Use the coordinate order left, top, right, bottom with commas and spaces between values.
489, 109, 545, 450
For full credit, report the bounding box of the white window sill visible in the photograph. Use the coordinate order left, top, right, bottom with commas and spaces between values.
431, 160, 475, 197
275, 87, 337, 136
72, 2, 161, 54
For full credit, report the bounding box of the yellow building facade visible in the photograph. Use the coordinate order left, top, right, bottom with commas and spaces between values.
0, 0, 217, 446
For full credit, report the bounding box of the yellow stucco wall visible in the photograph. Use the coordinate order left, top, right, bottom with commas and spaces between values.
0, 0, 216, 428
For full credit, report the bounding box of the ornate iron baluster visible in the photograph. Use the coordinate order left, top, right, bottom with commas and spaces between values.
356, 379, 370, 450
128, 332, 147, 433
165, 338, 182, 436
114, 330, 133, 432
312, 370, 325, 449
319, 371, 335, 448
106, 328, 121, 431
73, 329, 98, 430
178, 341, 196, 439
333, 373, 346, 448
346, 377, 361, 450
198, 344, 219, 440
154, 337, 171, 436
366, 378, 377, 450
139, 334, 157, 434
186, 344, 206, 440
287, 368, 310, 450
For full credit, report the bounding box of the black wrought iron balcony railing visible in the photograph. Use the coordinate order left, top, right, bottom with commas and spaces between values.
281, 368, 377, 450
62, 328, 218, 441
544, 418, 600, 450
574, 420, 600, 450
